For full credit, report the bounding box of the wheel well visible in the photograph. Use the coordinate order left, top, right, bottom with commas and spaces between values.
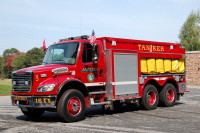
145, 79, 178, 93
164, 79, 178, 93
145, 80, 162, 93
56, 81, 88, 105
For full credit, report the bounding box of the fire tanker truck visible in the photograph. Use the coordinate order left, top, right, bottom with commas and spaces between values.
11, 35, 186, 122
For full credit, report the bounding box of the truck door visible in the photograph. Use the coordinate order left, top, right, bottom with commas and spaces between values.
78, 42, 104, 86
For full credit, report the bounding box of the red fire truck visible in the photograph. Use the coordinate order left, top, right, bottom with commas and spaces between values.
11, 35, 186, 122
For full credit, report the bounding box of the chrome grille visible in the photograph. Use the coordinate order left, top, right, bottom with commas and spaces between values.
12, 71, 33, 93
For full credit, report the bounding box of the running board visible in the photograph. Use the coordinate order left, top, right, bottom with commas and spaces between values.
90, 101, 111, 106
89, 91, 108, 95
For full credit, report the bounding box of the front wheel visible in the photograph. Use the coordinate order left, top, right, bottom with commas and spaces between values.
57, 89, 85, 122
159, 83, 177, 107
21, 108, 45, 118
141, 84, 159, 110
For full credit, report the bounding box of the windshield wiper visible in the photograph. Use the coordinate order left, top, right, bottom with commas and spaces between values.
42, 62, 47, 65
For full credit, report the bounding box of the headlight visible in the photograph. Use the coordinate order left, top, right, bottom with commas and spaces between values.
37, 84, 55, 92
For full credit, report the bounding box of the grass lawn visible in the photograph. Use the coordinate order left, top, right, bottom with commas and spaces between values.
0, 79, 12, 95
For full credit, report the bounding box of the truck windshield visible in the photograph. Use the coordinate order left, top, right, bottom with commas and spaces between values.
42, 42, 79, 65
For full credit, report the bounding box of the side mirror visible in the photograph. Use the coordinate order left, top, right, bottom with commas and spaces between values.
92, 56, 98, 61
92, 44, 98, 62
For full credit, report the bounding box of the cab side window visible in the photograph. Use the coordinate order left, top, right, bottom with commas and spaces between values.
82, 43, 93, 63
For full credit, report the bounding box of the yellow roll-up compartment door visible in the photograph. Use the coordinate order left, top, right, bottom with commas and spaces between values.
171, 59, 179, 73
147, 58, 156, 74
156, 58, 164, 73
164, 59, 171, 73
178, 59, 185, 73
141, 58, 148, 73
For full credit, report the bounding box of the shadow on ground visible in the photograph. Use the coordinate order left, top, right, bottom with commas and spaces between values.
16, 102, 183, 123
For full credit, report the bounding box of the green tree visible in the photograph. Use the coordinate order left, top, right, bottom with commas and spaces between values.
0, 56, 7, 79
179, 10, 200, 51
25, 47, 45, 67
0, 47, 45, 78
3, 48, 19, 59
0, 57, 3, 73
1, 48, 19, 78
12, 53, 26, 70
0, 57, 5, 79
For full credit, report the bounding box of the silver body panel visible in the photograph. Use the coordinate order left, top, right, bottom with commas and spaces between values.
114, 53, 138, 97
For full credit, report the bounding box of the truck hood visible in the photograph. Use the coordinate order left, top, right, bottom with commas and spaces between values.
15, 64, 74, 73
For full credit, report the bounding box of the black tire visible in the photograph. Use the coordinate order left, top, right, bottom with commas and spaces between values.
159, 83, 177, 107
141, 84, 159, 110
57, 89, 85, 122
21, 108, 45, 118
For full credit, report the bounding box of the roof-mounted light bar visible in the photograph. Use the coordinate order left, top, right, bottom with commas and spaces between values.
59, 35, 89, 42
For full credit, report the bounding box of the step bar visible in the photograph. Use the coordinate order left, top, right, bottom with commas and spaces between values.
90, 101, 111, 106
89, 91, 108, 95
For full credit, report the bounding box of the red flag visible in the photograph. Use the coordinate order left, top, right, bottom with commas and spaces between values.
90, 30, 96, 44
42, 39, 46, 51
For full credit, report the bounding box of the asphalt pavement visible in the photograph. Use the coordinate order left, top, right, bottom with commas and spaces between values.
0, 86, 200, 133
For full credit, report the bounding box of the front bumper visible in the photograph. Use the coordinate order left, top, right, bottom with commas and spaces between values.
11, 95, 57, 108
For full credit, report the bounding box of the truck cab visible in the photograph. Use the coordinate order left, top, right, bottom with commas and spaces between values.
11, 35, 106, 122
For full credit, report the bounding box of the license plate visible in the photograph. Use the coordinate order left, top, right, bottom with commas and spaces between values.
34, 98, 51, 104
13, 96, 28, 101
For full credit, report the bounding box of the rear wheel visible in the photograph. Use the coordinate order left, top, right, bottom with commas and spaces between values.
159, 83, 177, 107
141, 84, 159, 110
57, 89, 85, 122
21, 108, 45, 118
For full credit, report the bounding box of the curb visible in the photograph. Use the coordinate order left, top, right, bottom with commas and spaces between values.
187, 86, 200, 89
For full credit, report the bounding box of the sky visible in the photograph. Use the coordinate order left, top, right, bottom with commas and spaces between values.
0, 0, 199, 56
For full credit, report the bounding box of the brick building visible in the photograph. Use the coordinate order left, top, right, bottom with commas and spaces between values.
186, 51, 200, 86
